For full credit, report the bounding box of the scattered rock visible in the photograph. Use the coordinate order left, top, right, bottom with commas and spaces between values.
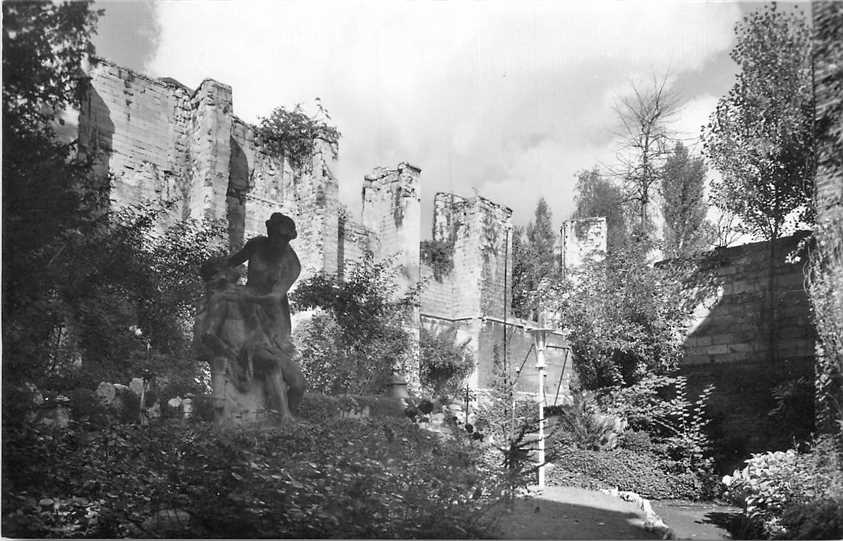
142, 509, 192, 534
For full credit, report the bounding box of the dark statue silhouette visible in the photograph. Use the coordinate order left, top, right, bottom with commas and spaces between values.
195, 213, 305, 422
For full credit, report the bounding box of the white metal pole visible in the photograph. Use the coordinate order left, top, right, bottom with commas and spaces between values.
535, 330, 547, 488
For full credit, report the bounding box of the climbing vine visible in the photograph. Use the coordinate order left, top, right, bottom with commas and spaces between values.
257, 100, 341, 172
420, 239, 455, 281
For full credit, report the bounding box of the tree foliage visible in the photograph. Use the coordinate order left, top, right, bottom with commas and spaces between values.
4, 203, 228, 389
702, 3, 814, 242
257, 99, 341, 171
511, 198, 557, 319
419, 326, 474, 398
613, 74, 681, 235
2, 416, 504, 538
549, 240, 701, 389
291, 253, 417, 395
572, 167, 630, 252
660, 142, 714, 257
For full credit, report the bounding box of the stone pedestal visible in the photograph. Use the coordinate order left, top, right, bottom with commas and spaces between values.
211, 365, 269, 425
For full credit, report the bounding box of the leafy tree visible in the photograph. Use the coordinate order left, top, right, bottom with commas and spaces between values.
702, 3, 814, 242
419, 327, 474, 399
5, 203, 228, 388
291, 253, 417, 395
702, 3, 815, 363
2, 1, 104, 383
548, 239, 700, 389
510, 226, 532, 319
511, 198, 557, 320
257, 99, 341, 171
572, 168, 630, 251
613, 74, 681, 235
660, 142, 714, 257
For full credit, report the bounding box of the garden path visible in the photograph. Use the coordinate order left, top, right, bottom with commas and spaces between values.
651, 500, 739, 540
497, 486, 662, 539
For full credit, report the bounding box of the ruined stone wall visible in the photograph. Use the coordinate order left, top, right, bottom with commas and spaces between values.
679, 233, 816, 466
419, 193, 569, 392
78, 57, 339, 285
682, 233, 815, 367
476, 320, 572, 397
79, 57, 565, 397
361, 163, 421, 294
337, 213, 373, 279
561, 217, 607, 272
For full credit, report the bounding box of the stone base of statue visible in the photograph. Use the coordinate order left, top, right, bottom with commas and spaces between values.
210, 362, 270, 425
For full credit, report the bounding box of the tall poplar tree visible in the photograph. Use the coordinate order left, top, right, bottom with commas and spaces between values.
660, 142, 713, 257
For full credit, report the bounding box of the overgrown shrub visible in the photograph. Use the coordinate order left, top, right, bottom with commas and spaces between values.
547, 446, 703, 500
2, 416, 505, 538
723, 436, 843, 539
291, 253, 417, 395
4, 203, 227, 392
546, 392, 626, 451
600, 374, 716, 477
420, 239, 455, 281
419, 326, 474, 399
256, 100, 340, 171
781, 498, 843, 540
548, 240, 706, 389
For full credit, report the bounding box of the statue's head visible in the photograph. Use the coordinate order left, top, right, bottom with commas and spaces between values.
265, 212, 297, 240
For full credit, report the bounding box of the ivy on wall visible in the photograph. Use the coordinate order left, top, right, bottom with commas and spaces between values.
257, 100, 340, 172
420, 239, 455, 282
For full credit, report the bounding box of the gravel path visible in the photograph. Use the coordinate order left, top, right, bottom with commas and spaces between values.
497, 486, 662, 539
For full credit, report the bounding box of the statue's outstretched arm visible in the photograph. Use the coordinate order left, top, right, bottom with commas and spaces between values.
227, 238, 257, 268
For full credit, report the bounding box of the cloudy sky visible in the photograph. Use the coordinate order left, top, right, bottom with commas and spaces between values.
92, 0, 763, 237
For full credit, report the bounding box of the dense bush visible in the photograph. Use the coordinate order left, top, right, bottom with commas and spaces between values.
599, 374, 716, 477
256, 100, 340, 171
549, 240, 706, 389
2, 415, 504, 538
419, 326, 474, 399
546, 392, 626, 451
420, 239, 455, 281
5, 203, 227, 392
781, 498, 843, 540
291, 253, 418, 395
723, 436, 843, 539
547, 446, 703, 500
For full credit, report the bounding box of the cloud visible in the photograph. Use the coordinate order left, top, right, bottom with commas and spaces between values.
146, 0, 741, 234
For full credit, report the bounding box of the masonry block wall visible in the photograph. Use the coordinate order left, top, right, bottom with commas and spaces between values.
683, 233, 815, 367
362, 163, 421, 294
680, 233, 816, 466
78, 57, 339, 286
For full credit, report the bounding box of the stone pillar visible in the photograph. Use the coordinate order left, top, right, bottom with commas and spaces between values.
432, 193, 514, 389
362, 163, 422, 293
361, 163, 423, 392
188, 79, 232, 222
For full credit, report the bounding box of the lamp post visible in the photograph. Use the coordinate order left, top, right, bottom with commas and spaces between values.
528, 313, 552, 488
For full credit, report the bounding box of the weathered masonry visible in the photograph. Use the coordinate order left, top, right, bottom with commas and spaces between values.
76, 57, 570, 395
